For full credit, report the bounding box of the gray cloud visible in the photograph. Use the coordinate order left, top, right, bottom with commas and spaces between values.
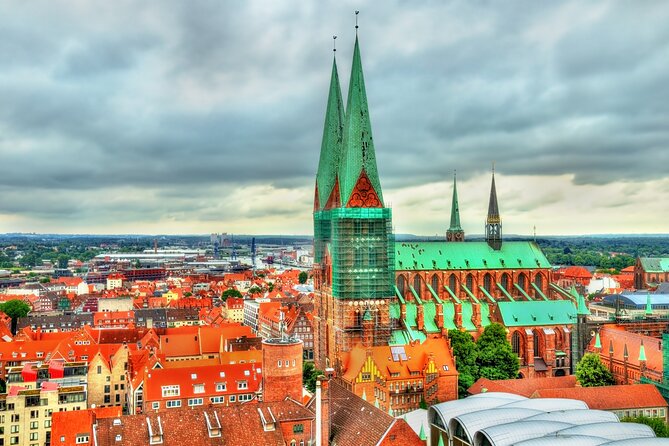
0, 0, 668, 232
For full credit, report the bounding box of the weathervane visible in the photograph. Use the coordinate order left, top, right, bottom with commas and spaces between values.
333, 35, 337, 52
355, 10, 359, 33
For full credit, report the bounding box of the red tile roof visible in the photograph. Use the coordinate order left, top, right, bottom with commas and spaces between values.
468, 375, 578, 397
532, 384, 667, 410
589, 325, 662, 374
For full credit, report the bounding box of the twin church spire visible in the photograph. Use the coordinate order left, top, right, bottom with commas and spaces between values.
314, 34, 384, 211
447, 168, 503, 250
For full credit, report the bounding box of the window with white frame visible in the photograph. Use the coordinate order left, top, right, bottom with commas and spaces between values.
210, 396, 225, 404
238, 380, 248, 390
166, 400, 181, 408
193, 384, 205, 394
188, 398, 203, 406
216, 383, 226, 392
161, 385, 180, 397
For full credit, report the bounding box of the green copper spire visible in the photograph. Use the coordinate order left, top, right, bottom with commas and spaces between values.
419, 424, 426, 441
485, 167, 502, 250
437, 433, 445, 446
339, 36, 384, 206
594, 331, 602, 350
639, 340, 647, 362
361, 388, 367, 401
449, 173, 462, 231
315, 55, 345, 209
573, 286, 590, 315
646, 292, 653, 316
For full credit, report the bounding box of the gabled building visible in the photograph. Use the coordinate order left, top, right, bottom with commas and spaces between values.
635, 257, 669, 289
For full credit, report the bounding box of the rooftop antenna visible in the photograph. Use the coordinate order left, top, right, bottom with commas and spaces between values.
355, 10, 359, 34
333, 35, 337, 52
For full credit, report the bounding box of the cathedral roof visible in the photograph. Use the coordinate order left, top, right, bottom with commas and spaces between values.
496, 300, 577, 327
315, 56, 345, 210
395, 241, 551, 271
339, 36, 384, 207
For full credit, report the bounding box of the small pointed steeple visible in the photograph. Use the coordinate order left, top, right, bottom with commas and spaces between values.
447, 171, 465, 242
623, 343, 629, 359
639, 340, 647, 362
594, 331, 602, 350
339, 34, 384, 208
315, 50, 345, 210
438, 433, 446, 446
419, 424, 427, 441
646, 292, 653, 316
374, 398, 379, 408
485, 165, 502, 250
573, 287, 590, 315
609, 339, 614, 355
361, 388, 367, 401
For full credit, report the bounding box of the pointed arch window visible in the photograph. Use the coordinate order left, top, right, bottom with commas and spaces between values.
448, 274, 458, 295
518, 273, 527, 291
431, 275, 439, 294
483, 274, 492, 293
501, 273, 510, 292
397, 276, 406, 298
512, 331, 521, 355
465, 274, 474, 291
533, 329, 541, 358
413, 275, 422, 296
534, 274, 543, 291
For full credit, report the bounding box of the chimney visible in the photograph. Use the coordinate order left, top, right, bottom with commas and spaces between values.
315, 375, 330, 446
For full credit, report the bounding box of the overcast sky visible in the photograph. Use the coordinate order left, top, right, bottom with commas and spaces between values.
1, 1, 668, 236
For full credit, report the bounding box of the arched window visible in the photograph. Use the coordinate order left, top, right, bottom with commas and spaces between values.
483, 273, 492, 293
465, 274, 474, 291
534, 274, 543, 291
501, 273, 510, 292
397, 276, 406, 297
533, 330, 541, 357
511, 331, 521, 355
413, 275, 422, 295
431, 275, 439, 294
518, 273, 527, 292
449, 275, 458, 294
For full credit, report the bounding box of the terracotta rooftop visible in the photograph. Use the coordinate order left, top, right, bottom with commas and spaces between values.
532, 384, 667, 410
468, 375, 578, 397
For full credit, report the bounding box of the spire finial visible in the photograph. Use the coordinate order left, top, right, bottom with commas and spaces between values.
355, 10, 360, 33
333, 35, 337, 52
492, 161, 495, 175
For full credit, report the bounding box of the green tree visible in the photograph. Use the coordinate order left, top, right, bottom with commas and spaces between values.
298, 271, 308, 284
575, 353, 615, 387
448, 329, 479, 398
302, 361, 322, 393
476, 323, 520, 381
0, 299, 31, 335
248, 286, 262, 295
221, 288, 243, 301
621, 415, 669, 437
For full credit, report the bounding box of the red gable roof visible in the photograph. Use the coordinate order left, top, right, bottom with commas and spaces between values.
532, 384, 667, 410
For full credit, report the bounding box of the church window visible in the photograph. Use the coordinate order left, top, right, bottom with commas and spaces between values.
512, 331, 521, 355
449, 275, 457, 294
413, 275, 422, 295
483, 274, 492, 293
518, 273, 527, 292
465, 274, 474, 291
533, 330, 541, 357
534, 274, 543, 291
397, 276, 406, 298
431, 275, 439, 294
501, 273, 510, 292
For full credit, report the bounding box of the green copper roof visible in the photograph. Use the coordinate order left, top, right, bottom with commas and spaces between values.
594, 332, 602, 349
460, 302, 477, 331
339, 36, 384, 206
422, 301, 440, 333
449, 173, 462, 231
438, 433, 445, 446
487, 172, 500, 220
497, 300, 576, 327
639, 257, 669, 273
315, 56, 345, 209
395, 241, 551, 271
639, 341, 647, 362
362, 307, 373, 321
481, 303, 492, 326
646, 292, 653, 315
419, 424, 426, 441
572, 286, 590, 315
442, 302, 457, 330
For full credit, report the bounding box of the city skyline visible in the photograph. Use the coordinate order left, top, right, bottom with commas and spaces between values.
1, 1, 668, 235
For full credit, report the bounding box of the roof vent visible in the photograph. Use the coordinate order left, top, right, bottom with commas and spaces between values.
257, 407, 276, 431
147, 416, 164, 445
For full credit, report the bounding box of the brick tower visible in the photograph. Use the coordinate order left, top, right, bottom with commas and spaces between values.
262, 313, 304, 403
313, 34, 395, 371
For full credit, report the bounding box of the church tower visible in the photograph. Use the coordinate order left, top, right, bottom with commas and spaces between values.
313, 33, 395, 371
485, 169, 502, 250
446, 172, 464, 242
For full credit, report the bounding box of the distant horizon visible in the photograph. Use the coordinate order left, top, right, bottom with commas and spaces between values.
1, 232, 668, 238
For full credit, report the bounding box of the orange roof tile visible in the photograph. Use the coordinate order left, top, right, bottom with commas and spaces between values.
532, 384, 667, 410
